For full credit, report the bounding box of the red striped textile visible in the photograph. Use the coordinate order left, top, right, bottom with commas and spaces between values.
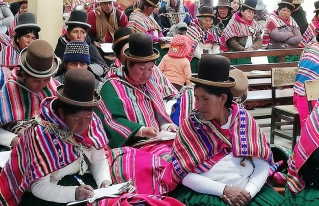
300, 16, 319, 48
128, 9, 161, 33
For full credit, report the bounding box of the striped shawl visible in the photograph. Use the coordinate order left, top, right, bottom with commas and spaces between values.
262, 10, 299, 47
0, 34, 11, 51
0, 97, 108, 206
95, 66, 172, 148
293, 44, 319, 96
0, 44, 19, 68
186, 19, 219, 57
128, 9, 161, 33
0, 72, 59, 127
300, 16, 319, 48
7, 13, 18, 38
171, 103, 273, 184
220, 12, 263, 52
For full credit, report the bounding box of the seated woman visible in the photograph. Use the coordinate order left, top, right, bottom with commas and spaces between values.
54, 10, 108, 79
0, 12, 40, 88
0, 68, 111, 206
55, 41, 104, 88
169, 55, 284, 205
299, 1, 319, 48
293, 31, 319, 126
281, 101, 319, 206
110, 27, 178, 100
262, 0, 302, 63
221, 0, 263, 65
7, 0, 28, 38
95, 33, 178, 160
213, 0, 233, 36
0, 40, 59, 149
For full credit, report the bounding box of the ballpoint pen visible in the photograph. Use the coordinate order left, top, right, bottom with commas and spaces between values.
74, 175, 85, 185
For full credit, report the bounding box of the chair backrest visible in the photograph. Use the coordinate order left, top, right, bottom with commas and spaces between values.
271, 67, 298, 105
304, 80, 319, 113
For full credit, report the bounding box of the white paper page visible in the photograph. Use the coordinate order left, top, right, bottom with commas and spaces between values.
154, 130, 176, 141
67, 182, 128, 205
0, 151, 11, 168
100, 43, 113, 53
0, 128, 16, 147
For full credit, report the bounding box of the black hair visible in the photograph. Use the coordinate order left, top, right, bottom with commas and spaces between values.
55, 99, 93, 116
316, 31, 319, 42
277, 4, 294, 13
194, 84, 233, 109
9, 2, 20, 16
238, 5, 254, 17
140, 0, 154, 10
316, 10, 319, 17
124, 60, 155, 74
14, 29, 39, 48
66, 25, 88, 34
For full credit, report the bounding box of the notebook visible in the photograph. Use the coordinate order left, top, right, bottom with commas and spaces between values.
67, 180, 135, 205
100, 43, 113, 53
0, 151, 11, 168
0, 128, 16, 147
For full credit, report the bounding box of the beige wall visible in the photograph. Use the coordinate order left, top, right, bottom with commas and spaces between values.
28, 0, 63, 49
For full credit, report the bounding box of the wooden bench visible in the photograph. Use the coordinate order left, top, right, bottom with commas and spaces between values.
248, 78, 271, 87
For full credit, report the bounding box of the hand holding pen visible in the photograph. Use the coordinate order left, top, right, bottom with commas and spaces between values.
74, 176, 95, 201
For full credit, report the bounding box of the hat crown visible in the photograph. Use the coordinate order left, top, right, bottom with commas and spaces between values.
198, 6, 213, 15
24, 40, 54, 73
17, 12, 36, 25
280, 0, 293, 5
68, 10, 88, 24
197, 55, 231, 83
62, 69, 96, 103
216, 0, 231, 7
242, 0, 258, 9
113, 27, 133, 43
315, 1, 319, 9
127, 33, 155, 58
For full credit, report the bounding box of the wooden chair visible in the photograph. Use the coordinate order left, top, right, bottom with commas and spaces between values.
304, 80, 319, 113
270, 67, 300, 150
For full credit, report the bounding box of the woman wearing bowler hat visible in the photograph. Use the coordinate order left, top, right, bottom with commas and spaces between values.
0, 68, 112, 206
7, 0, 28, 38
300, 1, 319, 48
0, 39, 59, 149
169, 55, 284, 206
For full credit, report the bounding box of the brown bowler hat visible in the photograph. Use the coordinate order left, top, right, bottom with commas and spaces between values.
278, 0, 295, 9
56, 69, 101, 107
196, 6, 215, 18
19, 40, 59, 78
230, 67, 248, 104
190, 55, 236, 88
123, 32, 159, 63
242, 0, 258, 11
216, 0, 232, 8
145, 0, 159, 7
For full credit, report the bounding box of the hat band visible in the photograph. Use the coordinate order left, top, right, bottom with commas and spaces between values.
112, 35, 130, 48
145, 0, 156, 7
129, 52, 157, 60
25, 57, 53, 75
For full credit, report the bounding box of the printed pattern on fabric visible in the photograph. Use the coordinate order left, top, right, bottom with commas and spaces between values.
128, 9, 162, 33
300, 16, 319, 48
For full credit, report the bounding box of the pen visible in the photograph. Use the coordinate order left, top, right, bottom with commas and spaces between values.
74, 175, 85, 185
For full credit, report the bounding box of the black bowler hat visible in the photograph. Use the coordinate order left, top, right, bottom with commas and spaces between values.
66, 10, 91, 30
278, 0, 295, 10
123, 33, 159, 63
191, 55, 236, 88
112, 27, 133, 56
242, 0, 258, 11
15, 12, 41, 32
314, 1, 319, 13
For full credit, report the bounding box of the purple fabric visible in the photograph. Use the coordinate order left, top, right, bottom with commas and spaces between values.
147, 30, 164, 43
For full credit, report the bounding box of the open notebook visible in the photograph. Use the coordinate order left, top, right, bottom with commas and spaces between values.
67, 181, 135, 205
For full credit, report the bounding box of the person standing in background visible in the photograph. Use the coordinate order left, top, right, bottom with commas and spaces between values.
291, 0, 308, 35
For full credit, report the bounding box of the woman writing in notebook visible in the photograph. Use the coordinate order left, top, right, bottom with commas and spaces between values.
0, 69, 111, 206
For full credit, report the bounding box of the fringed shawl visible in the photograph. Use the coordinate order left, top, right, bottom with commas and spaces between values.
287, 100, 319, 194
220, 12, 263, 52
0, 97, 108, 206
95, 66, 172, 148
300, 16, 319, 48
262, 10, 299, 47
0, 71, 59, 126
171, 103, 273, 184
128, 9, 161, 33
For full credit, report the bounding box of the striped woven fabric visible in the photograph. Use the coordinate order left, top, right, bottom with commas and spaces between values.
0, 71, 59, 127
128, 9, 161, 33
0, 44, 19, 68
220, 11, 263, 52
287, 100, 319, 194
152, 66, 178, 99
300, 16, 319, 48
95, 67, 173, 151
7, 13, 19, 38
186, 19, 219, 57
0, 34, 11, 51
0, 97, 108, 206
262, 10, 299, 47
293, 44, 319, 96
171, 103, 273, 184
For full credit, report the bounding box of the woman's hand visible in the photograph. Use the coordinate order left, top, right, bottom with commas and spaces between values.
94, 41, 101, 48
75, 185, 94, 200
167, 124, 178, 132
223, 186, 251, 206
245, 47, 254, 52
100, 180, 112, 188
142, 127, 159, 138
10, 136, 19, 148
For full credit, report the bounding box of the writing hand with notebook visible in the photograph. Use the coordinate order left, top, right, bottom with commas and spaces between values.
67, 180, 135, 205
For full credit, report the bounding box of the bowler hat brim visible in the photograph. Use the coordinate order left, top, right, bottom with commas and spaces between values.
123, 48, 160, 63
278, 2, 295, 9
196, 14, 215, 18
56, 85, 102, 107
112, 34, 130, 54
15, 24, 41, 32
190, 76, 236, 88
19, 47, 59, 78
242, 3, 257, 11
65, 21, 91, 30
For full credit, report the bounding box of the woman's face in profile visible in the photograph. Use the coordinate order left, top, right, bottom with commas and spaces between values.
194, 87, 227, 121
